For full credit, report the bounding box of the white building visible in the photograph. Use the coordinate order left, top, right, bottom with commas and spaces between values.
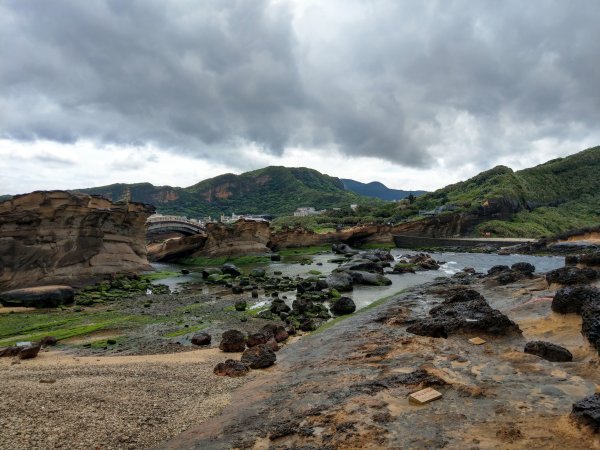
293, 207, 323, 217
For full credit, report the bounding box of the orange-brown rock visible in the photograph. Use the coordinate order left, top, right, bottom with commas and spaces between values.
193, 219, 271, 257
147, 234, 207, 262
0, 191, 154, 290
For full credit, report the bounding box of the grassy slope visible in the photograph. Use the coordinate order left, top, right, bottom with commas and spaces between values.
412, 146, 600, 237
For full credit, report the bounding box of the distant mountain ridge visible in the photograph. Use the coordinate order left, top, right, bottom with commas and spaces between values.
76, 166, 378, 218
341, 179, 426, 201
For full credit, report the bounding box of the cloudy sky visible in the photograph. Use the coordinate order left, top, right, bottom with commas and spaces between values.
1, 0, 599, 195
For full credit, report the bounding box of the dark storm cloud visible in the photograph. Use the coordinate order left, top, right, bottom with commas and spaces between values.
1, 0, 600, 170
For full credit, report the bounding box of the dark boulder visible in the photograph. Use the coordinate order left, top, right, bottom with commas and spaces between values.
338, 259, 384, 274
232, 285, 244, 295
444, 288, 485, 303
332, 243, 359, 255
19, 344, 41, 359
222, 263, 241, 277
487, 265, 510, 276
261, 324, 289, 343
40, 336, 58, 347
546, 267, 598, 285
181, 269, 190, 275
552, 285, 600, 314
251, 290, 259, 298
246, 332, 269, 348
325, 272, 354, 292
579, 251, 600, 268
407, 291, 521, 338
191, 332, 211, 346
0, 285, 75, 308
213, 359, 250, 377
250, 268, 266, 278
234, 300, 247, 311
511, 262, 535, 275
524, 341, 573, 362
241, 344, 276, 369
572, 393, 600, 431
296, 280, 317, 294
408, 254, 440, 270
202, 268, 222, 278
219, 330, 246, 352
494, 271, 522, 285
347, 271, 392, 286
270, 299, 291, 315
270, 254, 281, 262
0, 346, 20, 357
331, 297, 356, 315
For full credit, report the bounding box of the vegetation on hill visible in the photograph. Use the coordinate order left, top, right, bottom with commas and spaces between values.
341, 179, 426, 201
78, 166, 377, 218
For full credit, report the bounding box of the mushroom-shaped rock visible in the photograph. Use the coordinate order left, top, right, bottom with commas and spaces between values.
331, 296, 356, 315
546, 267, 598, 286
222, 263, 241, 277
524, 341, 573, 362
241, 344, 276, 369
191, 332, 211, 346
246, 332, 269, 348
219, 330, 246, 352
552, 285, 600, 314
213, 359, 250, 377
511, 262, 535, 275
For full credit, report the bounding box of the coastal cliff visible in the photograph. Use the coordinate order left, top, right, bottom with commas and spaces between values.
0, 191, 155, 290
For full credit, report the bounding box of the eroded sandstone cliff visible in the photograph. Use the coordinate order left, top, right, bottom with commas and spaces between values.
193, 219, 271, 257
0, 191, 155, 290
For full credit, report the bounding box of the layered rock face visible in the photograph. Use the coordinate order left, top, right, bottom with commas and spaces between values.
0, 191, 155, 290
193, 219, 271, 257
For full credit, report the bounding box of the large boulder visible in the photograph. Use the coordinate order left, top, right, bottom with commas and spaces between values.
572, 393, 600, 431
546, 267, 598, 285
270, 299, 291, 315
579, 251, 600, 268
0, 191, 154, 291
325, 272, 354, 292
524, 341, 573, 362
487, 265, 510, 276
18, 344, 41, 360
407, 288, 521, 338
213, 359, 250, 377
261, 324, 289, 343
347, 271, 392, 286
331, 297, 356, 315
246, 332, 269, 348
0, 285, 75, 308
218, 330, 246, 352
581, 300, 600, 353
337, 259, 384, 274
408, 254, 440, 270
241, 344, 276, 369
551, 285, 600, 314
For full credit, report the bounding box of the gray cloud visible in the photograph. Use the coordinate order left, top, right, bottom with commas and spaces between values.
1, 0, 599, 172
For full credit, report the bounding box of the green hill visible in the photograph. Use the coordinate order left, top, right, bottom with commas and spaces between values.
77, 166, 374, 218
411, 146, 600, 237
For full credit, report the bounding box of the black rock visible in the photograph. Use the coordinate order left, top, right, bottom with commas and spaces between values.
219, 330, 246, 352
546, 267, 599, 285
19, 344, 41, 360
582, 300, 600, 353
270, 254, 281, 261
191, 332, 211, 346
524, 341, 573, 362
222, 263, 241, 277
511, 262, 535, 275
251, 268, 266, 278
270, 299, 291, 315
232, 285, 244, 295
181, 269, 190, 275
331, 297, 356, 315
487, 265, 510, 276
261, 324, 289, 342
213, 359, 250, 377
551, 285, 600, 314
572, 393, 600, 431
325, 272, 354, 292
241, 344, 276, 369
251, 290, 259, 298
246, 332, 269, 347
0, 286, 75, 308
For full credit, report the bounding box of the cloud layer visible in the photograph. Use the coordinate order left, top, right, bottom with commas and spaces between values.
1, 0, 600, 188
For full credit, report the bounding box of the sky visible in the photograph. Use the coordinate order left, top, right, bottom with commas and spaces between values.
1, 0, 600, 195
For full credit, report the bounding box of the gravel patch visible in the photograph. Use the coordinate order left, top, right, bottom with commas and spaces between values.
0, 349, 254, 450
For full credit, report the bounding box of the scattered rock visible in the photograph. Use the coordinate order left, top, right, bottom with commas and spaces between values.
581, 300, 600, 353
18, 344, 41, 359
250, 268, 266, 278
222, 263, 241, 277
202, 268, 222, 278
261, 324, 289, 343
488, 265, 510, 276
524, 341, 573, 362
246, 332, 269, 348
325, 272, 354, 292
347, 271, 392, 286
40, 336, 58, 347
572, 393, 600, 431
511, 262, 535, 275
219, 330, 246, 352
232, 285, 244, 295
0, 347, 20, 357
234, 300, 247, 311
241, 344, 276, 369
180, 269, 190, 275
270, 299, 291, 315
213, 359, 250, 377
331, 296, 356, 315
191, 332, 211, 346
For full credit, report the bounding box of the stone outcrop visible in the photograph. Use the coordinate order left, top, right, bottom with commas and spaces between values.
147, 234, 207, 262
194, 219, 271, 257
0, 191, 154, 290
524, 341, 573, 362
0, 285, 74, 308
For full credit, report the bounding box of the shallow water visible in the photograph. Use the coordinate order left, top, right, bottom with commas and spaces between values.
151, 250, 565, 312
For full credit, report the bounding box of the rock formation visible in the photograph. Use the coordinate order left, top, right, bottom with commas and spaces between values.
0, 190, 154, 291
193, 219, 271, 257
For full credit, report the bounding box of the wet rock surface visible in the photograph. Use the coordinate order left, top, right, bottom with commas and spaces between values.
524, 341, 573, 362
162, 274, 600, 450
